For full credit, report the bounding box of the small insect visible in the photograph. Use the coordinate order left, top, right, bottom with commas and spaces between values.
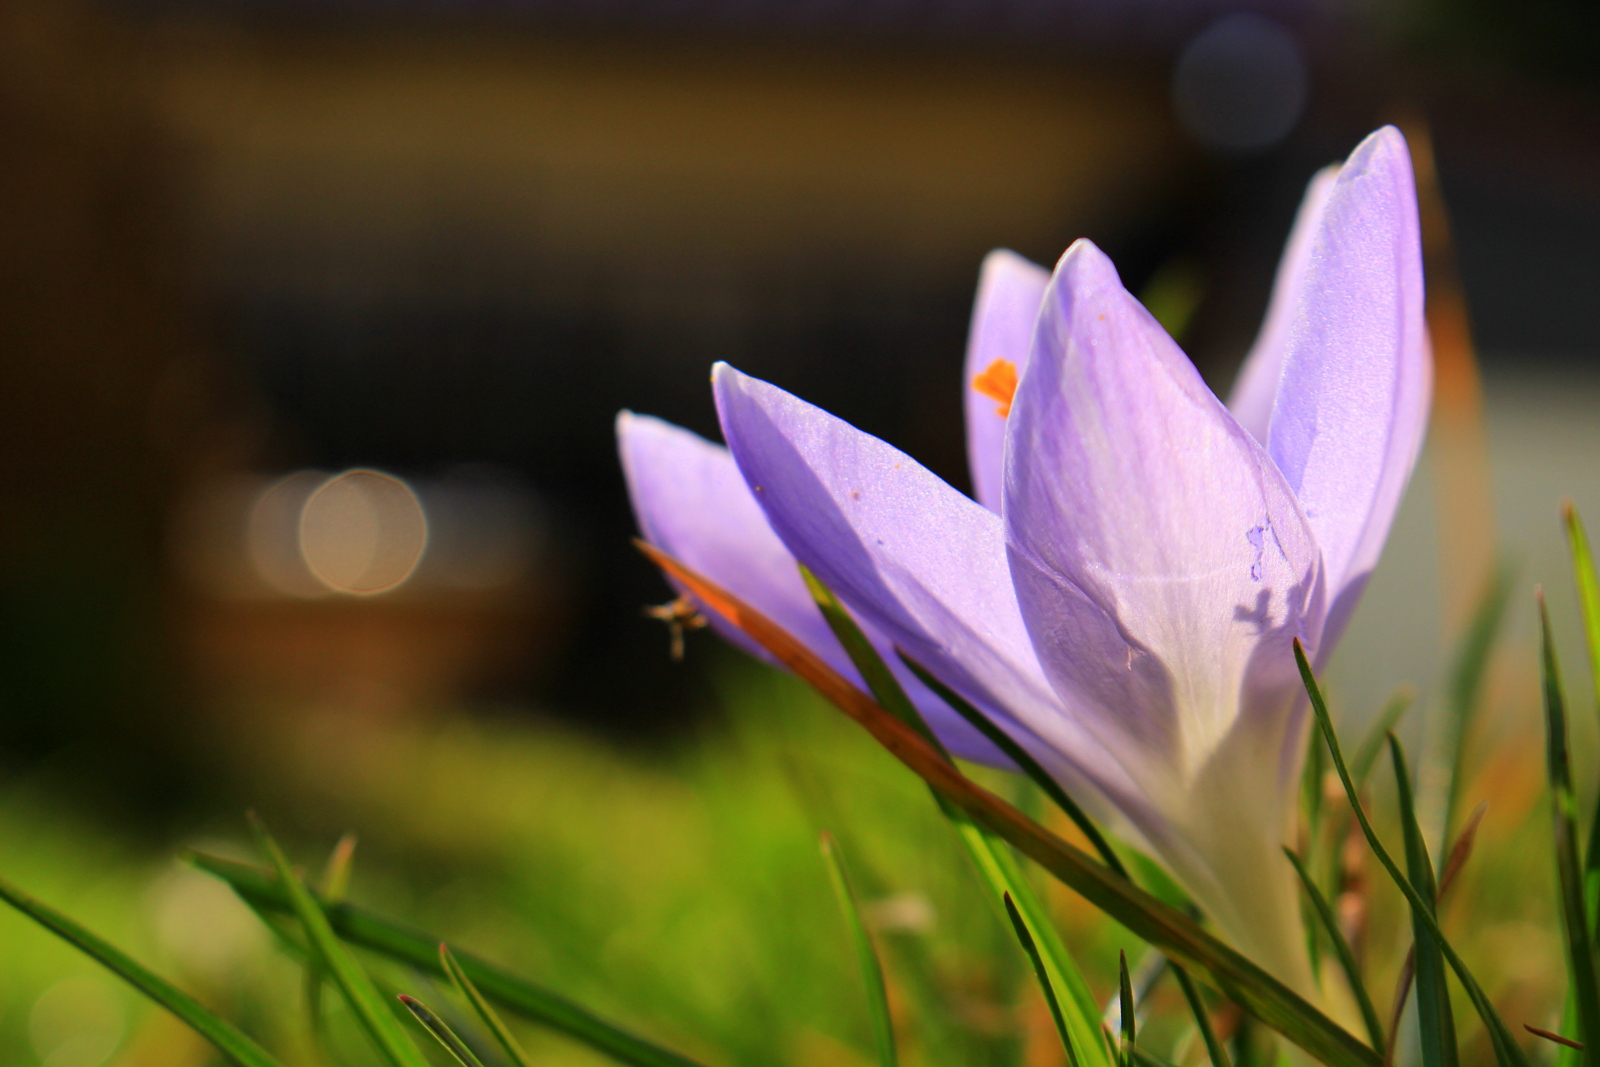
644, 595, 709, 662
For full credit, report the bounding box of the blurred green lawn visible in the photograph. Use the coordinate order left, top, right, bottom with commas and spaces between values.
0, 648, 1571, 1067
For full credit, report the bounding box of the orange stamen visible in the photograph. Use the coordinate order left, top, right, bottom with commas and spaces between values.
972, 359, 1018, 418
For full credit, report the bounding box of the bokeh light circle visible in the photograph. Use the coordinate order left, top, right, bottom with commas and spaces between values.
299, 469, 429, 595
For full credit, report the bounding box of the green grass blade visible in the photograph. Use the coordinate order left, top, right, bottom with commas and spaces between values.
821, 832, 898, 1067
1390, 734, 1460, 1067
1295, 641, 1530, 1067
643, 544, 1380, 1067
1384, 803, 1488, 1066
191, 851, 707, 1067
1005, 891, 1082, 1067
1541, 592, 1600, 1058
307, 833, 358, 1046
1120, 949, 1136, 1067
0, 873, 284, 1067
1564, 505, 1600, 721
1284, 848, 1384, 1053
400, 995, 490, 1067
802, 566, 1112, 1067
954, 813, 1113, 1066
249, 813, 431, 1067
1173, 966, 1231, 1067
1441, 563, 1515, 843
1563, 508, 1600, 937
442, 943, 537, 1067
897, 653, 1127, 877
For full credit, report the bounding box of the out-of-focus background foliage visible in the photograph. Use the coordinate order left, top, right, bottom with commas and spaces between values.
0, 0, 1597, 1063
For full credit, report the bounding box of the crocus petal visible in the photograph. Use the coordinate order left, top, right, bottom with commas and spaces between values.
712, 362, 1140, 824
964, 249, 1050, 512
1003, 240, 1325, 987
1263, 127, 1430, 646
1226, 164, 1340, 445
617, 410, 1006, 764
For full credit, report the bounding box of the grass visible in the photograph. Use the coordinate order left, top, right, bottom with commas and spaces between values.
0, 645, 1575, 1067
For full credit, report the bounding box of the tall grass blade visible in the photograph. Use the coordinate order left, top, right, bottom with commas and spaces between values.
1389, 734, 1459, 1067
1541, 591, 1600, 1062
1005, 891, 1082, 1067
1387, 801, 1489, 1062
1562, 507, 1600, 931
802, 565, 1112, 1067
0, 873, 285, 1067
307, 833, 358, 1047
1563, 504, 1600, 1067
441, 943, 537, 1067
1563, 505, 1600, 719
640, 542, 1381, 1067
191, 851, 704, 1067
249, 813, 431, 1067
1284, 848, 1384, 1052
821, 832, 898, 1067
1120, 950, 1136, 1067
1174, 967, 1231, 1067
1294, 640, 1530, 1067
400, 995, 490, 1067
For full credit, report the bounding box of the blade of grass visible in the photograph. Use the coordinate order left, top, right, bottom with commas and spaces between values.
1295, 639, 1530, 1067
1390, 734, 1459, 1067
441, 943, 536, 1067
1120, 950, 1137, 1067
641, 542, 1382, 1067
803, 567, 1112, 1067
190, 851, 706, 1067
1564, 505, 1600, 721
1174, 967, 1231, 1067
1384, 803, 1487, 1067
400, 995, 489, 1067
249, 813, 431, 1067
821, 832, 898, 1067
307, 833, 358, 1048
1563, 504, 1600, 1067
1541, 591, 1600, 1058
1388, 806, 1497, 1062
0, 873, 284, 1067
1005, 891, 1082, 1067
1285, 848, 1385, 1052
1562, 506, 1600, 937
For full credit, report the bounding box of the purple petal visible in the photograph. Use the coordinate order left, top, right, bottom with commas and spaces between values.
1003, 239, 1326, 986
1226, 165, 1340, 445
617, 410, 1009, 764
711, 363, 1141, 819
964, 250, 1050, 512
1262, 127, 1430, 645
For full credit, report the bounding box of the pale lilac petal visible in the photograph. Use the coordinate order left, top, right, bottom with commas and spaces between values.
1226, 165, 1340, 445
617, 411, 1007, 764
1263, 127, 1430, 645
711, 363, 1142, 823
1001, 241, 1325, 981
964, 249, 1050, 512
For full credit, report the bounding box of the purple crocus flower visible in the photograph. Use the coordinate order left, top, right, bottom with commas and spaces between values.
618, 126, 1428, 997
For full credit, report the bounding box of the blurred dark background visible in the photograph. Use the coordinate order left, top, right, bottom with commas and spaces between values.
0, 0, 1596, 821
